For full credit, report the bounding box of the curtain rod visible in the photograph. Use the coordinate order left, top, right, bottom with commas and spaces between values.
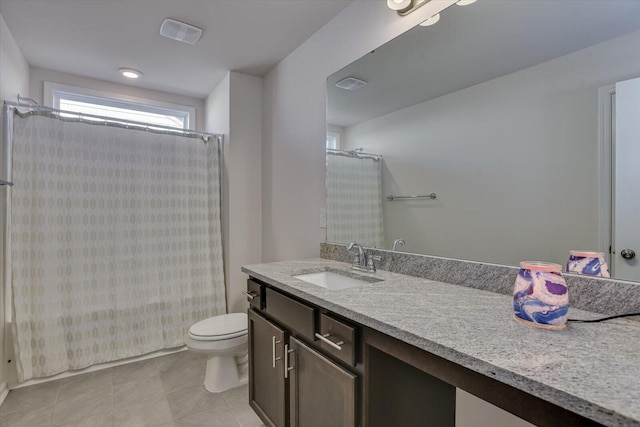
326, 148, 381, 160
4, 101, 222, 143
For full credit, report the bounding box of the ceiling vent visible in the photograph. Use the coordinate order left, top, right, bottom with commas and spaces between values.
160, 18, 203, 45
335, 77, 368, 91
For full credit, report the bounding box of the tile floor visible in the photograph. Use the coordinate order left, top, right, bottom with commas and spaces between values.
0, 350, 265, 427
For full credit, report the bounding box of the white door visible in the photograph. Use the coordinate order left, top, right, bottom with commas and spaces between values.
613, 77, 640, 281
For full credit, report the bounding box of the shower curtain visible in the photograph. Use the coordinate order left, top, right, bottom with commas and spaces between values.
9, 112, 227, 381
326, 152, 384, 248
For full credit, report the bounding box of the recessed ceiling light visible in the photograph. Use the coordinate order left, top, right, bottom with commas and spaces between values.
335, 77, 368, 91
456, 0, 477, 5
419, 13, 440, 26
119, 68, 142, 79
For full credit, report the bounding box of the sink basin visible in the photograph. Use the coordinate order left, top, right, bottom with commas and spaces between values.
293, 270, 381, 290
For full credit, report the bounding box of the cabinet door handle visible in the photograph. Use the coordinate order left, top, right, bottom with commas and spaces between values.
272, 336, 282, 368
315, 333, 344, 351
284, 344, 294, 379
243, 291, 257, 300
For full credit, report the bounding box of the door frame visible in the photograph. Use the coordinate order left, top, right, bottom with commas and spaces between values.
597, 84, 615, 270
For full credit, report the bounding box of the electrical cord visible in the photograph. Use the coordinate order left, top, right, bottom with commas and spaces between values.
568, 312, 640, 323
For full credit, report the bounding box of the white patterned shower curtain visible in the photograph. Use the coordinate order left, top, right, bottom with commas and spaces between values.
326, 152, 384, 248
9, 112, 227, 381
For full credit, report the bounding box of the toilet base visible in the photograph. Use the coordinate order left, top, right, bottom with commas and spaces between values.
203, 353, 248, 393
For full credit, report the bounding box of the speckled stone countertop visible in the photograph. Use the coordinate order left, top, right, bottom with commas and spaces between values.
242, 258, 640, 427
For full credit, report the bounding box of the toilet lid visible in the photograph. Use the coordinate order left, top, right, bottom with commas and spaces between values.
189, 313, 247, 339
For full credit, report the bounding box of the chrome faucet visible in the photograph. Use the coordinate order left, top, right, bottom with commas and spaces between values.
347, 242, 381, 273
392, 239, 406, 251
347, 242, 367, 271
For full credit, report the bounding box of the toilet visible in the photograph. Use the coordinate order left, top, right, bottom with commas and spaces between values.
185, 312, 248, 393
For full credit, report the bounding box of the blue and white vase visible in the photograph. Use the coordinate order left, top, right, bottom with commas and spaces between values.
513, 262, 568, 330
566, 250, 610, 278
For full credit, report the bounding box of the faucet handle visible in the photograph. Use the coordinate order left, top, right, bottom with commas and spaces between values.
366, 254, 382, 273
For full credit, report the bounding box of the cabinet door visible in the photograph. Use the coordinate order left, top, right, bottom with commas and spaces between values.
249, 309, 287, 427
289, 336, 357, 427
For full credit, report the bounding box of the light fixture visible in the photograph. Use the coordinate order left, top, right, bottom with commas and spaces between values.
160, 18, 203, 45
335, 76, 368, 91
387, 0, 430, 16
387, 0, 411, 11
419, 13, 440, 26
119, 68, 142, 79
456, 0, 477, 5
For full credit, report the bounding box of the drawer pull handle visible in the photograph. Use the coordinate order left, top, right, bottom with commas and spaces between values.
284, 344, 294, 379
315, 333, 344, 351
243, 291, 258, 300
272, 336, 282, 368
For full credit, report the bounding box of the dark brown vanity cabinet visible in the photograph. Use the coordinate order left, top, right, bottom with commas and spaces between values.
248, 309, 287, 427
247, 279, 358, 427
288, 336, 357, 427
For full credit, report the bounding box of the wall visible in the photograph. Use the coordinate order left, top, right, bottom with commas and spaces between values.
0, 14, 29, 105
261, 0, 456, 262
205, 74, 231, 312
456, 389, 534, 427
0, 11, 29, 402
205, 72, 262, 314
342, 29, 640, 267
29, 67, 205, 131
227, 73, 262, 313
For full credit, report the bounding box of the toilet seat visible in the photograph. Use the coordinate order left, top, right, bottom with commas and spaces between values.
188, 312, 247, 341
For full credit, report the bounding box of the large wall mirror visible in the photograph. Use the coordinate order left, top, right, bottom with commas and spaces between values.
326, 0, 640, 282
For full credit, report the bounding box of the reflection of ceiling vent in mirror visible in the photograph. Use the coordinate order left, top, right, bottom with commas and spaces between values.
335, 77, 368, 91
160, 18, 203, 45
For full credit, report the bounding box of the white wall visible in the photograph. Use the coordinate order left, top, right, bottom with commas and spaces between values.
0, 11, 30, 402
29, 67, 205, 131
455, 389, 534, 427
261, 0, 456, 262
206, 74, 231, 312
342, 30, 640, 267
205, 72, 262, 314
0, 14, 29, 105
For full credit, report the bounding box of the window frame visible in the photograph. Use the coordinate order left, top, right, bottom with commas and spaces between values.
44, 81, 196, 130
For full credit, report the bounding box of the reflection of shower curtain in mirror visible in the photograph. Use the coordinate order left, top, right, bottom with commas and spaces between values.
10, 113, 227, 381
326, 153, 384, 248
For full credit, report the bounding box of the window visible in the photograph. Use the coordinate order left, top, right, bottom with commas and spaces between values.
326, 125, 344, 150
45, 81, 196, 130
326, 131, 340, 150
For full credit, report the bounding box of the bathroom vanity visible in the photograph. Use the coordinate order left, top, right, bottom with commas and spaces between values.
246, 279, 358, 426
243, 257, 640, 427
246, 274, 458, 427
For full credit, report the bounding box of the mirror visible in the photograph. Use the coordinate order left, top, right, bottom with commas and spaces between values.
326, 0, 640, 282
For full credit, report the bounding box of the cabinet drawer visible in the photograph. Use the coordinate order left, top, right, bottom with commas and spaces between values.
246, 279, 264, 310
318, 313, 357, 366
265, 288, 315, 339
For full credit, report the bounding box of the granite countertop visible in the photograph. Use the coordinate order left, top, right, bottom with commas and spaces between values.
242, 258, 640, 427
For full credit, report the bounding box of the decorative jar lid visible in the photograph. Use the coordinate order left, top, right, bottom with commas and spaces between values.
519, 261, 562, 272
569, 250, 605, 258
